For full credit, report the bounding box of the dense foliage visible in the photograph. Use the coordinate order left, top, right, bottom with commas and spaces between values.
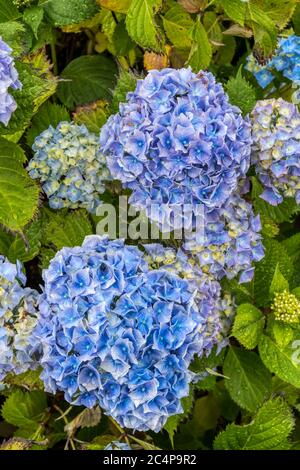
1, 0, 300, 452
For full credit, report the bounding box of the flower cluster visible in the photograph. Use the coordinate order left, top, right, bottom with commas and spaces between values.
104, 442, 132, 450
271, 290, 300, 324
0, 256, 40, 381
28, 122, 109, 213
245, 35, 300, 88
183, 194, 264, 283
0, 37, 22, 126
251, 98, 300, 206
100, 68, 252, 231
35, 235, 229, 432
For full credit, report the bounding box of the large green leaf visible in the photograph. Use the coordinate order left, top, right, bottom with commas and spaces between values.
126, 0, 162, 52
259, 334, 300, 388
0, 139, 39, 232
57, 55, 117, 109
226, 68, 256, 116
44, 210, 93, 250
214, 398, 294, 450
1, 390, 47, 429
43, 0, 98, 27
187, 20, 212, 71
0, 0, 21, 22
231, 303, 264, 349
223, 347, 271, 412
162, 4, 193, 50
218, 0, 246, 25
0, 217, 42, 263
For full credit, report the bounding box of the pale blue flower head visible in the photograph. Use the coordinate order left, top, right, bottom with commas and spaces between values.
0, 37, 22, 126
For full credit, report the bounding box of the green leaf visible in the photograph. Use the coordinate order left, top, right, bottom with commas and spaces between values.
257, 0, 298, 30
26, 101, 70, 148
44, 209, 93, 250
259, 334, 300, 387
97, 0, 132, 13
0, 52, 57, 138
112, 20, 135, 56
272, 321, 294, 349
218, 0, 246, 25
223, 347, 272, 412
282, 233, 300, 261
57, 55, 117, 109
187, 19, 212, 71
254, 238, 294, 307
270, 264, 290, 297
1, 390, 47, 429
214, 398, 294, 450
0, 138, 39, 232
164, 390, 194, 447
232, 303, 264, 349
246, 2, 277, 56
4, 369, 43, 391
252, 178, 299, 224
0, 0, 21, 22
111, 69, 137, 114
126, 0, 162, 52
162, 4, 193, 50
43, 0, 98, 27
0, 21, 29, 56
23, 6, 44, 39
73, 101, 110, 134
4, 217, 43, 263
226, 68, 256, 116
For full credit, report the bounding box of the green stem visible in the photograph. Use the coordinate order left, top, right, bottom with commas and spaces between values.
50, 40, 58, 76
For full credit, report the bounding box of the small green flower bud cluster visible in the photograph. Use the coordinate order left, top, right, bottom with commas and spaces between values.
272, 290, 300, 324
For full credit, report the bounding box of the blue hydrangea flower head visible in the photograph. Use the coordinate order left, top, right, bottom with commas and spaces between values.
100, 68, 252, 232
0, 256, 40, 381
0, 37, 22, 126
251, 98, 300, 206
35, 235, 227, 432
104, 441, 132, 450
183, 194, 264, 283
28, 122, 110, 213
246, 35, 300, 88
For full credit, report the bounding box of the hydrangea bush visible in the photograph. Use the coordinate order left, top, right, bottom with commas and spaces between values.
1, 0, 300, 454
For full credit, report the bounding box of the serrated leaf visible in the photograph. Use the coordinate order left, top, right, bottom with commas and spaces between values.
246, 2, 277, 56
254, 238, 294, 307
232, 303, 264, 349
43, 0, 98, 27
187, 19, 212, 71
26, 101, 70, 148
0, 139, 39, 232
44, 210, 93, 250
97, 0, 131, 13
112, 20, 135, 56
1, 390, 47, 429
111, 69, 137, 113
57, 55, 117, 109
65, 407, 101, 438
1, 438, 32, 450
0, 21, 29, 56
162, 4, 193, 50
223, 347, 271, 412
126, 0, 162, 52
271, 376, 300, 406
4, 217, 43, 263
0, 0, 21, 22
218, 0, 246, 26
4, 369, 43, 391
259, 334, 300, 387
270, 264, 289, 297
273, 321, 294, 349
226, 68, 256, 115
214, 398, 294, 450
73, 100, 109, 133
23, 6, 44, 39
254, 0, 298, 30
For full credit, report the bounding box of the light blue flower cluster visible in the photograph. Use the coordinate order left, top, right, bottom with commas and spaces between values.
104, 441, 132, 450
0, 256, 40, 381
34, 235, 227, 432
183, 194, 264, 283
245, 35, 300, 88
251, 98, 300, 206
28, 122, 110, 213
143, 243, 235, 350
100, 68, 252, 231
0, 37, 22, 126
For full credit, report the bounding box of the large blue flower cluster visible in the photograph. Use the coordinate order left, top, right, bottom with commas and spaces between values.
0, 256, 40, 381
0, 37, 22, 126
34, 235, 228, 432
183, 194, 264, 283
100, 68, 252, 231
251, 98, 300, 206
28, 122, 109, 213
245, 35, 300, 89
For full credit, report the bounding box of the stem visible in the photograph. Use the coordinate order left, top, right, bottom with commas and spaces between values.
50, 39, 58, 76
53, 404, 76, 451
